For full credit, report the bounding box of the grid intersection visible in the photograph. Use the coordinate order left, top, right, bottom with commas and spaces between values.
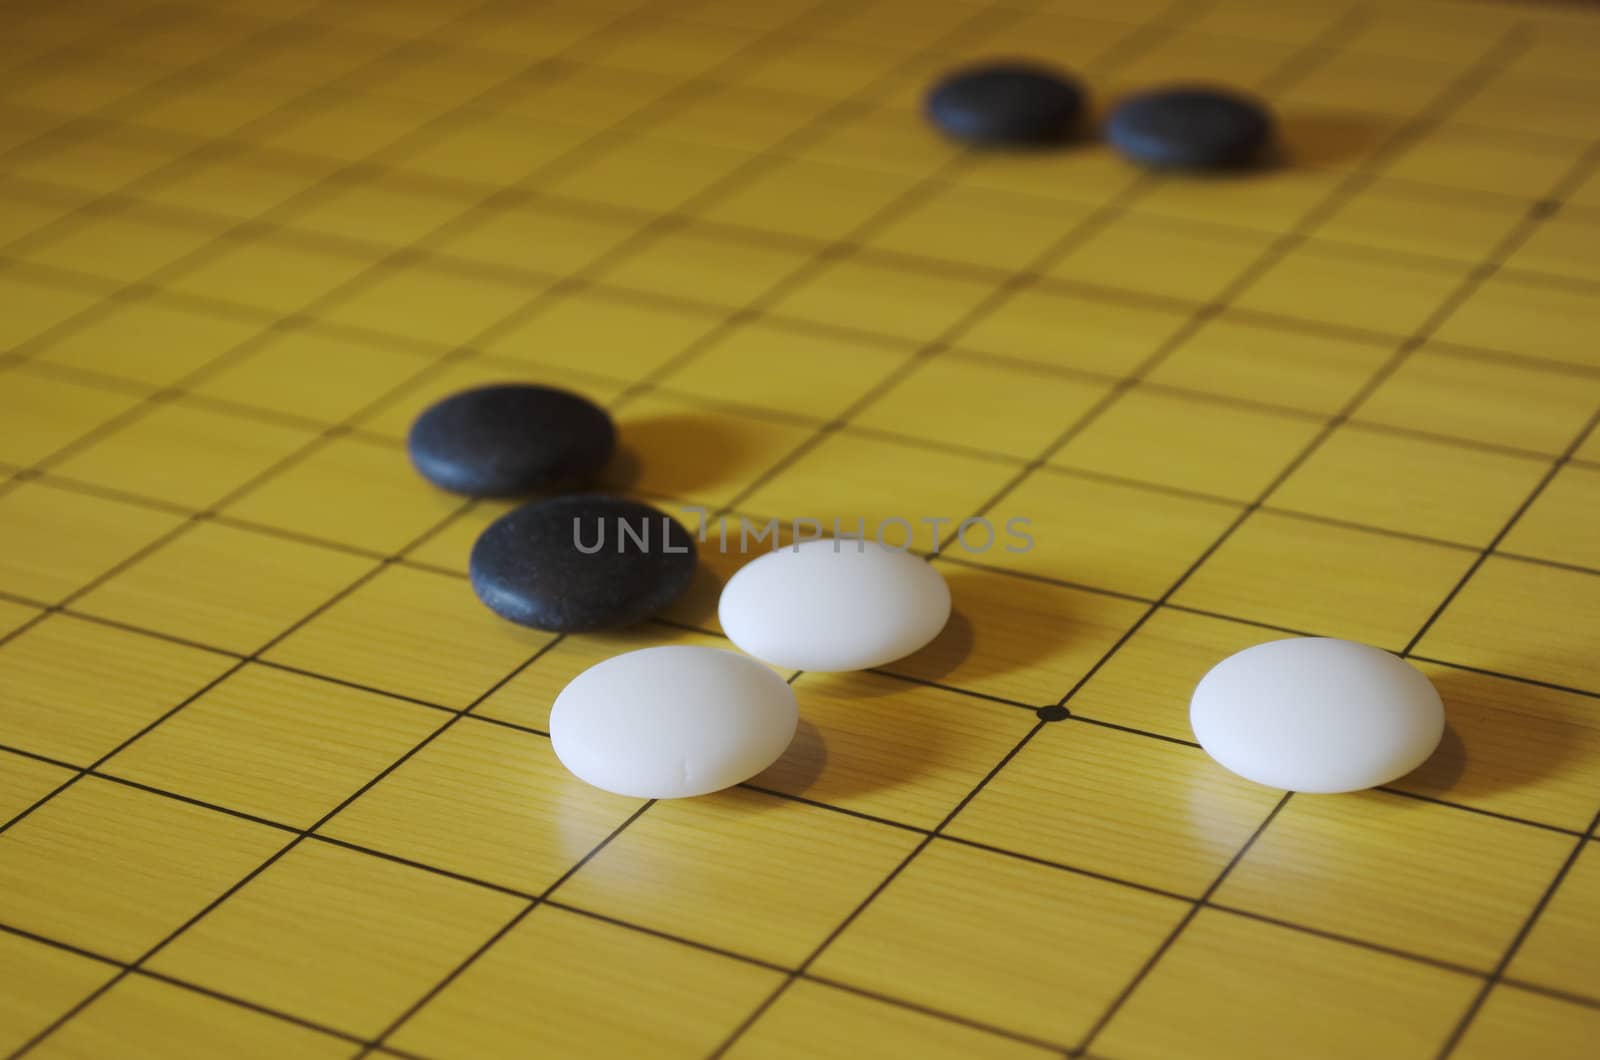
2, 0, 1599, 1057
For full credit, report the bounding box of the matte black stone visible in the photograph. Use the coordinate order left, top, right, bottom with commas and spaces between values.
407, 384, 615, 497
926, 62, 1086, 146
469, 495, 697, 633
1106, 87, 1273, 170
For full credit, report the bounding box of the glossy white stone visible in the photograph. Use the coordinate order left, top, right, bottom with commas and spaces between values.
718, 539, 952, 672
549, 645, 797, 799
1190, 637, 1445, 794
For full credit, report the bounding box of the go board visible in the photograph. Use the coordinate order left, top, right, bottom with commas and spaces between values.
1, 0, 1598, 1056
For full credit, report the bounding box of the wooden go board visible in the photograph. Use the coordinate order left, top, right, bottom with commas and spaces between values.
1, 0, 1598, 1056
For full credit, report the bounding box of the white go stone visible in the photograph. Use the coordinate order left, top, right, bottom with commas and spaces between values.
1190, 637, 1445, 794
550, 645, 797, 799
718, 539, 952, 672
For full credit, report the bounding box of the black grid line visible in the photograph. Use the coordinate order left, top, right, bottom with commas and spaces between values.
696, 0, 1374, 1050
3, 613, 573, 1059
1, 0, 998, 1053
8, 539, 1596, 837
3, 18, 1587, 573
1061, 26, 1594, 1057
1401, 395, 1600, 660
1068, 33, 1600, 1060
696, 13, 1594, 1057
3, 4, 1600, 1056
3, 213, 1594, 406
690, 0, 1293, 533
0, 3, 490, 233
0, 0, 718, 543
0, 921, 372, 1052
0, 470, 474, 836
315, 17, 1032, 433
349, 0, 1086, 1051
5, 488, 1598, 734
0, 2, 570, 507
1418, 417, 1600, 1056
346, 797, 659, 1060
13, 114, 1600, 330
1498, 972, 1600, 1015
14, 25, 1600, 248
12, 232, 1600, 465
7, 700, 1577, 921
29, 12, 343, 122
929, 53, 1570, 567
2, 751, 1598, 1060
12, 380, 1598, 588
7, 769, 1594, 1060
18, 0, 945, 473
0, 2, 225, 136
693, 12, 1268, 1045
1369, 785, 1589, 840
1071, 792, 1295, 1055
1, 0, 873, 1040
7, 71, 1599, 235
0, 337, 483, 655
0, 0, 652, 877
8, 105, 1596, 319
3, 28, 1600, 217
4, 800, 1599, 1060
6, 435, 1593, 1043
0, 8, 680, 372
6, 174, 1593, 464
1433, 807, 1600, 1060
352, 0, 1152, 1056
1024, 49, 1567, 660
721, 454, 1586, 567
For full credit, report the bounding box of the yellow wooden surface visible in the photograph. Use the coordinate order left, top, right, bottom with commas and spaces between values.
0, 0, 1598, 1057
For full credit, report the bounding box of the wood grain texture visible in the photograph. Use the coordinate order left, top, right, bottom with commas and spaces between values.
0, 0, 1596, 1056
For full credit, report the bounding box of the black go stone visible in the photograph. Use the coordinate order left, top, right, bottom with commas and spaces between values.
469, 495, 697, 633
407, 383, 615, 497
1106, 86, 1273, 170
925, 62, 1086, 146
